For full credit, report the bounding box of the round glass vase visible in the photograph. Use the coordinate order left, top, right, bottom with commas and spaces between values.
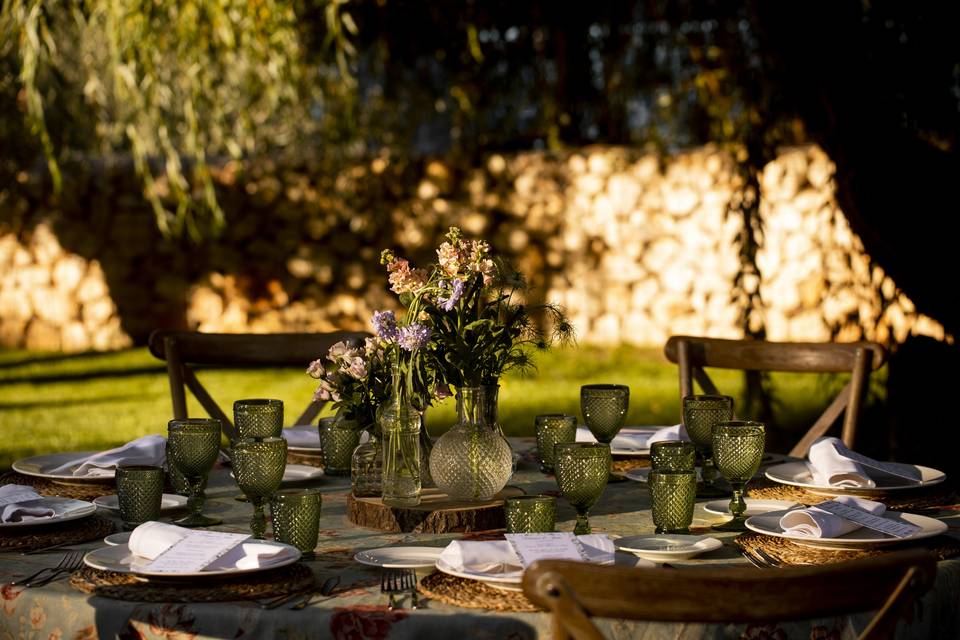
429, 385, 513, 502
351, 430, 382, 498
379, 401, 422, 507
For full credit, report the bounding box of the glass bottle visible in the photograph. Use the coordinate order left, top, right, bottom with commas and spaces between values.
351, 429, 382, 497
379, 359, 422, 507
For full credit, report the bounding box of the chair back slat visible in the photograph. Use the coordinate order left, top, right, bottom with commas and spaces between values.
664, 336, 886, 373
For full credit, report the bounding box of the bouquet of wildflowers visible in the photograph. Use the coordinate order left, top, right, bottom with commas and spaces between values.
307, 336, 392, 432
380, 227, 574, 388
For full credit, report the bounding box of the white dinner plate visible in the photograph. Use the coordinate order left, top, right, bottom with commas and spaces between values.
12, 452, 116, 485
745, 508, 948, 549
703, 498, 799, 517
0, 497, 97, 529
104, 532, 131, 546
83, 541, 301, 577
765, 461, 947, 496
286, 445, 322, 455
624, 467, 703, 483
354, 546, 444, 569
614, 535, 723, 561
575, 426, 665, 456
230, 464, 324, 484
94, 494, 188, 513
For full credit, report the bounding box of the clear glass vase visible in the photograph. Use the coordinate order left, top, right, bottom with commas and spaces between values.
429, 385, 513, 502
351, 431, 382, 497
379, 400, 422, 507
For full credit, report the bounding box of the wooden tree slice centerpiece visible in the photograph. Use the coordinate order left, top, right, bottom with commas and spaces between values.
347, 486, 525, 533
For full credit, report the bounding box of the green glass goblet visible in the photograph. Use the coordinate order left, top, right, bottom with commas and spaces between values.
712, 421, 766, 532
116, 464, 164, 530
270, 489, 322, 554
554, 442, 611, 535
232, 436, 287, 539
650, 441, 696, 472
581, 384, 629, 483
505, 495, 557, 533
649, 470, 697, 534
320, 416, 359, 476
535, 414, 577, 473
682, 394, 734, 497
167, 418, 222, 527
234, 399, 284, 441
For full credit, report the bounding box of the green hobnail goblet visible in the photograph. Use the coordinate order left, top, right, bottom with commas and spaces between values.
581, 385, 629, 483
232, 436, 287, 539
682, 394, 734, 497
116, 464, 164, 530
167, 418, 223, 527
712, 421, 766, 532
505, 495, 557, 533
650, 441, 696, 472
270, 489, 322, 554
649, 470, 697, 534
554, 442, 611, 535
234, 399, 284, 441
320, 416, 359, 476
535, 414, 577, 473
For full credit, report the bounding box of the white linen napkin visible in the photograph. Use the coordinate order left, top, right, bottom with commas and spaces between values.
807, 437, 922, 488
575, 427, 658, 452
49, 435, 167, 478
779, 496, 886, 538
438, 534, 614, 578
282, 425, 321, 448
646, 424, 690, 446
0, 485, 56, 523
128, 521, 284, 570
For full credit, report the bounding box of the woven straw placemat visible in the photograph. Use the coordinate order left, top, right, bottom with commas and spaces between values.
735, 532, 960, 566
612, 457, 650, 474
0, 514, 115, 551
747, 479, 960, 511
286, 452, 323, 467
0, 471, 116, 501
419, 571, 539, 613
70, 562, 315, 602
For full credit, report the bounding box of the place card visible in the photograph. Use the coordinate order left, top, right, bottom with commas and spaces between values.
145, 530, 250, 573
816, 500, 922, 538
832, 442, 922, 483
0, 490, 42, 507
505, 532, 588, 568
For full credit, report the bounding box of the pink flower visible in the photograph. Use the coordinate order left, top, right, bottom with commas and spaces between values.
386, 258, 428, 294
306, 358, 325, 378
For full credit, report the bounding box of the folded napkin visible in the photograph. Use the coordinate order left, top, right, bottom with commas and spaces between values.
807, 437, 922, 488
779, 496, 886, 538
0, 485, 56, 523
49, 435, 167, 478
439, 534, 614, 578
575, 427, 659, 452
646, 424, 690, 446
128, 521, 284, 570
282, 425, 321, 448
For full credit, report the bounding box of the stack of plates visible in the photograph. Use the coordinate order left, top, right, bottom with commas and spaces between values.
764, 462, 946, 496
84, 541, 301, 578
13, 452, 117, 486
0, 497, 98, 530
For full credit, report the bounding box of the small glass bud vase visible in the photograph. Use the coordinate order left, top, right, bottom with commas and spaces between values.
429, 385, 513, 502
379, 400, 422, 507
351, 430, 382, 497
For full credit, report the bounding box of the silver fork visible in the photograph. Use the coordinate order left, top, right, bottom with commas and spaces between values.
740, 548, 774, 569
11, 551, 85, 587
381, 569, 417, 610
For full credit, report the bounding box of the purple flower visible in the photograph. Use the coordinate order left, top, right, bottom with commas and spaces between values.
438, 278, 465, 312
371, 310, 399, 341
397, 323, 432, 351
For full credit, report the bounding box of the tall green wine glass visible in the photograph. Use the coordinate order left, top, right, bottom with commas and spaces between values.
682, 394, 734, 497
581, 384, 629, 482
234, 399, 284, 441
712, 421, 765, 531
167, 418, 222, 527
554, 442, 611, 535
232, 437, 287, 539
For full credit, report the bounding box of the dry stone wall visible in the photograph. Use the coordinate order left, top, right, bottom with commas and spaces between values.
0, 145, 944, 352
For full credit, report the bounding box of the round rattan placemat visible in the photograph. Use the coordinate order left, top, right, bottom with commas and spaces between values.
0, 471, 116, 501
419, 571, 539, 613
735, 532, 960, 566
0, 514, 115, 551
286, 452, 323, 467
70, 562, 315, 602
612, 457, 650, 474
747, 479, 959, 511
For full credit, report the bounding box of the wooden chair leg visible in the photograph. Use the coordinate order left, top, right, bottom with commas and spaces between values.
538, 572, 606, 640
842, 348, 870, 450
857, 567, 920, 640
164, 336, 188, 420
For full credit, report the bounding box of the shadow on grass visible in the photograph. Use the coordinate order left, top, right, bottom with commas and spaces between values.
0, 393, 153, 410
0, 365, 166, 385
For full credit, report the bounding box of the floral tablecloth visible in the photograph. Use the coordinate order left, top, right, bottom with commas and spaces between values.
2, 438, 958, 640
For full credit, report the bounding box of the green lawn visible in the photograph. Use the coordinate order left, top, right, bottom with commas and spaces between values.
0, 345, 878, 469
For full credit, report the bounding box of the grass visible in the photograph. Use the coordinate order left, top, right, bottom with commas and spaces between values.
0, 345, 874, 469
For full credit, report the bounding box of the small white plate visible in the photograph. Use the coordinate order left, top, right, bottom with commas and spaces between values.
745, 509, 948, 549
625, 467, 702, 483
614, 535, 723, 561
94, 494, 188, 513
765, 461, 946, 496
0, 497, 97, 528
104, 532, 131, 546
12, 452, 116, 485
83, 541, 300, 577
354, 546, 444, 569
230, 464, 324, 484
703, 499, 799, 517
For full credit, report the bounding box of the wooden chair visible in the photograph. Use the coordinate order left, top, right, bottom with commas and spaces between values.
664, 336, 886, 456
523, 550, 937, 640
148, 330, 370, 441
